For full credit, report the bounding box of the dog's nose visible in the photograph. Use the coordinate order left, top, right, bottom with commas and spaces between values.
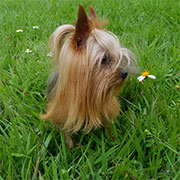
120, 70, 128, 79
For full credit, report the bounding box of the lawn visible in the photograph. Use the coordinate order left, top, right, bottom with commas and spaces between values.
0, 0, 180, 179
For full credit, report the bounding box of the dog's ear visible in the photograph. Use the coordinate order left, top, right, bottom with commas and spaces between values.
88, 6, 97, 20
88, 5, 108, 29
74, 5, 92, 48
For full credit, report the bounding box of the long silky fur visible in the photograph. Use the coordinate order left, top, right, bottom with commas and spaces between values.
41, 8, 136, 134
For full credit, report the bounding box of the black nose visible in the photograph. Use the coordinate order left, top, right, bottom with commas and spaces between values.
120, 70, 128, 79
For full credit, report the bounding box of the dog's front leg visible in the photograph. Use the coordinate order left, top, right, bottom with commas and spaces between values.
63, 131, 73, 149
103, 121, 115, 141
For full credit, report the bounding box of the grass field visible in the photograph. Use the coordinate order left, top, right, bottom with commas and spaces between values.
0, 0, 180, 179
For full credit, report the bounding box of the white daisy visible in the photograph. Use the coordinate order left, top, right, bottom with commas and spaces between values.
16, 29, 23, 32
47, 52, 53, 57
25, 49, 32, 53
137, 71, 156, 82
33, 25, 39, 29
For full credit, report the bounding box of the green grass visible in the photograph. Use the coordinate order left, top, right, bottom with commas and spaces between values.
0, 0, 180, 179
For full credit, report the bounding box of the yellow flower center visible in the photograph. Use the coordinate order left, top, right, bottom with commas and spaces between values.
142, 71, 149, 77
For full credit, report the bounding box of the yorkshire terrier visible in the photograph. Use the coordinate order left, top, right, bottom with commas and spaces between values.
41, 5, 137, 148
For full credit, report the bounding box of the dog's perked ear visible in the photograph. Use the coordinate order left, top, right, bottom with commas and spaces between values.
88, 5, 108, 29
74, 5, 92, 48
88, 6, 97, 20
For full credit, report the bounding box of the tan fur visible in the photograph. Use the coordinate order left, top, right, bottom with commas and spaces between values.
40, 5, 137, 147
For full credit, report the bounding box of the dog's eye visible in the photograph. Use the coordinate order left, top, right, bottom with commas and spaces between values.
101, 55, 110, 65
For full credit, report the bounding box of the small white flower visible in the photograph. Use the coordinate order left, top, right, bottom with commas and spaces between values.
16, 29, 23, 32
47, 52, 52, 57
167, 169, 171, 173
137, 71, 156, 82
33, 25, 39, 29
25, 49, 32, 53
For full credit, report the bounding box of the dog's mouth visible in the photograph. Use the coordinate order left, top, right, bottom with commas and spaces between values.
107, 72, 128, 93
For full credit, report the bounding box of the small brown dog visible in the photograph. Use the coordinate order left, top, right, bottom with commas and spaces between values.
41, 5, 137, 148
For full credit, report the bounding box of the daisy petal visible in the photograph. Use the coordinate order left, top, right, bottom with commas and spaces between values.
148, 75, 156, 79
47, 52, 52, 57
137, 75, 145, 82
137, 75, 143, 80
